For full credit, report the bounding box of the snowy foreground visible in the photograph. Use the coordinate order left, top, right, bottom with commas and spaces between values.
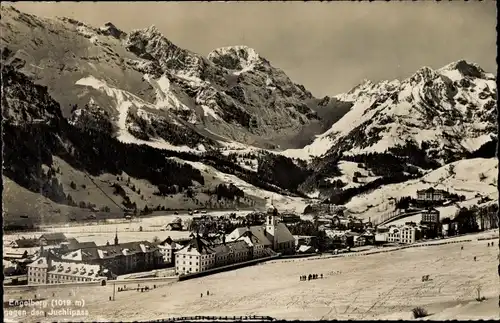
4, 231, 498, 322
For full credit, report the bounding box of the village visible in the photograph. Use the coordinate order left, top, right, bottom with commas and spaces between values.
3, 186, 498, 288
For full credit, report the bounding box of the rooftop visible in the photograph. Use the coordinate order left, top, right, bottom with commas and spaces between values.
40, 232, 67, 241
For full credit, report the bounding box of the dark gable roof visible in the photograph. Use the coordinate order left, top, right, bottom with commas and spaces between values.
418, 187, 447, 194
101, 241, 158, 255
65, 239, 97, 251
64, 238, 80, 248
40, 233, 67, 242
161, 237, 173, 246
13, 238, 39, 248
40, 248, 63, 262
185, 237, 213, 254
79, 241, 98, 249
79, 248, 101, 262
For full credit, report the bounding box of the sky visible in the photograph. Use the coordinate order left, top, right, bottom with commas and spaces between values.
8, 1, 497, 97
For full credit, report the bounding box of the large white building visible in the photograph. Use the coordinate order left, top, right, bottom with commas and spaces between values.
58, 234, 164, 275
27, 254, 106, 285
158, 237, 183, 264
416, 188, 447, 202
174, 237, 218, 275
387, 227, 400, 243
385, 225, 420, 244
400, 225, 419, 244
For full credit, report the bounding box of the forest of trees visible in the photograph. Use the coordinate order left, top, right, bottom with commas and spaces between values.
257, 152, 312, 193
212, 183, 244, 201
469, 138, 497, 159
342, 152, 424, 178
453, 204, 499, 234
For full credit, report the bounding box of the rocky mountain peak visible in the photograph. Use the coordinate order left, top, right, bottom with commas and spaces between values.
409, 66, 436, 84
126, 25, 180, 61
207, 45, 264, 74
439, 59, 491, 79
98, 22, 126, 39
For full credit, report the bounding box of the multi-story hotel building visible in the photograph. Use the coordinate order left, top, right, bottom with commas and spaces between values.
27, 254, 106, 285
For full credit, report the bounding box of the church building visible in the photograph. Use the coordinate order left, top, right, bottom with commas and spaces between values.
227, 206, 295, 255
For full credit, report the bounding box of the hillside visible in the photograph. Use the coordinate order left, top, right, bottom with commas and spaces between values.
1, 62, 311, 222
343, 158, 498, 223
0, 6, 344, 151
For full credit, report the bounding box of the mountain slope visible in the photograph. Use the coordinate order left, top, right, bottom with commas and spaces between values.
1, 62, 313, 225
285, 61, 496, 162
1, 6, 335, 152
292, 61, 497, 199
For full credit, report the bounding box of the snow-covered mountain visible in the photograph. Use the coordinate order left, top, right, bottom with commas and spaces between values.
291, 60, 497, 199
1, 6, 497, 224
284, 60, 496, 163
1, 6, 328, 153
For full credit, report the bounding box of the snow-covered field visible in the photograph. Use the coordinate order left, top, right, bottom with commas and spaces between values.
4, 234, 497, 322
346, 158, 497, 222
2, 211, 250, 251
325, 161, 382, 189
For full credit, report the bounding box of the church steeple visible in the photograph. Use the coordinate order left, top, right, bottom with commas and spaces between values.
114, 228, 119, 245
266, 204, 279, 250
